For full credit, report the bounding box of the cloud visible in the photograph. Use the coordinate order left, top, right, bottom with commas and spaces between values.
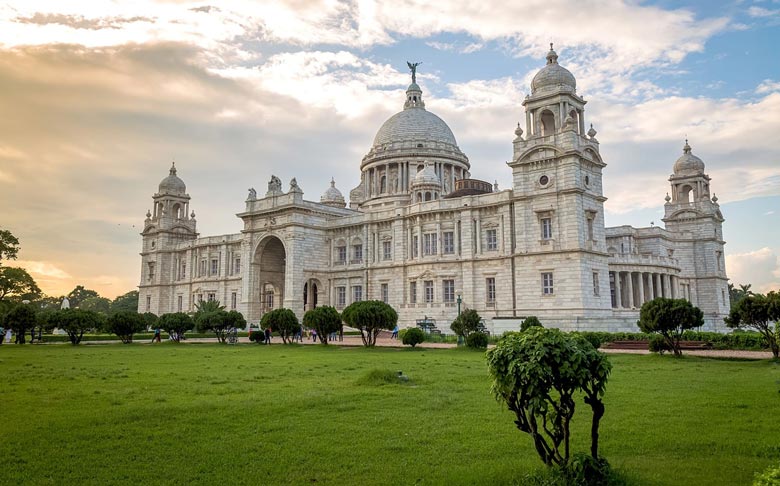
756, 79, 780, 94
726, 247, 780, 294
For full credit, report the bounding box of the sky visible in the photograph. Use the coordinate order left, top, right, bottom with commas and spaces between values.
1, 0, 779, 299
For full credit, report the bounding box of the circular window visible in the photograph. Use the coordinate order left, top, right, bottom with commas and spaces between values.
539, 175, 549, 186
585, 175, 590, 185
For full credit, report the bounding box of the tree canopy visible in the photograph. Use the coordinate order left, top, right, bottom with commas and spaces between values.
0, 229, 20, 263
158, 312, 194, 342
1, 304, 37, 344
450, 309, 482, 338
726, 292, 780, 358
261, 308, 300, 344
81, 296, 111, 314
67, 286, 100, 308
110, 290, 139, 313
0, 266, 41, 302
302, 306, 341, 344
487, 327, 612, 468
106, 311, 147, 344
637, 298, 704, 356
54, 309, 104, 345
341, 300, 397, 347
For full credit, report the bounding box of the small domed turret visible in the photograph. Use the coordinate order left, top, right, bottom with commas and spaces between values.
673, 140, 705, 175
321, 178, 346, 208
531, 44, 577, 95
158, 162, 186, 195
412, 163, 441, 187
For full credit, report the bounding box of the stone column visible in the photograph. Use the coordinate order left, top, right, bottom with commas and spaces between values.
526, 111, 532, 135
637, 273, 645, 306
437, 216, 443, 257
626, 272, 634, 308
654, 273, 662, 299
578, 109, 585, 135
663, 274, 671, 298
475, 218, 482, 254
450, 164, 455, 193
614, 271, 622, 308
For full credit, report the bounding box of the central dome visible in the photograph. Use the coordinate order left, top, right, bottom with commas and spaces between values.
373, 108, 458, 148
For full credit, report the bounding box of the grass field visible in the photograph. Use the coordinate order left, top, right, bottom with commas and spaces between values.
0, 343, 778, 485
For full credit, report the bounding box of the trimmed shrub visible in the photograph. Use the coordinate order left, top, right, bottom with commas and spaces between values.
158, 312, 194, 342
341, 300, 397, 347
106, 311, 146, 344
402, 327, 426, 348
302, 306, 341, 344
520, 316, 542, 332
648, 334, 671, 354
563, 453, 618, 486
754, 464, 780, 486
450, 309, 482, 338
466, 331, 488, 349
638, 298, 704, 356
248, 330, 265, 343
261, 308, 300, 344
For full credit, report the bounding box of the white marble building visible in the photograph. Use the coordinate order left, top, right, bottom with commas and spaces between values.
138, 46, 729, 332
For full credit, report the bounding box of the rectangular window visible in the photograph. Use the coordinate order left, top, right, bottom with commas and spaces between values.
207, 293, 216, 302
210, 258, 218, 276
231, 292, 237, 310
587, 218, 594, 241
200, 260, 207, 277
337, 286, 346, 308
423, 233, 437, 255
234, 257, 241, 274
177, 295, 183, 312
542, 272, 554, 295
486, 278, 496, 303
352, 285, 363, 302
383, 241, 392, 260
593, 272, 600, 296
337, 246, 347, 263
146, 295, 151, 312
147, 262, 155, 281
541, 218, 553, 240
716, 251, 722, 270
180, 262, 186, 280
443, 279, 455, 303
486, 228, 498, 251
409, 281, 417, 304
412, 235, 419, 258
352, 244, 363, 263
381, 283, 389, 303
443, 231, 454, 254
424, 280, 434, 303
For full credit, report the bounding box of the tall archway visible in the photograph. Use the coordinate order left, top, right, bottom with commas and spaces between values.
254, 236, 286, 315
540, 110, 555, 136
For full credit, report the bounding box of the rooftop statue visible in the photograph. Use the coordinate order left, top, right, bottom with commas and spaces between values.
406, 61, 422, 84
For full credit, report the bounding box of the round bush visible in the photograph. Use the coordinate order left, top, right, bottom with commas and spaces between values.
521, 316, 542, 332
648, 334, 671, 354
754, 464, 780, 486
402, 327, 426, 348
466, 331, 488, 349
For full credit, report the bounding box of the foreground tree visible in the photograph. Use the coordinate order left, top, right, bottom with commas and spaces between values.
2, 304, 37, 344
487, 327, 612, 468
195, 310, 231, 343
158, 312, 194, 342
110, 290, 139, 313
302, 306, 341, 344
637, 298, 703, 356
106, 311, 146, 344
0, 266, 41, 302
726, 292, 780, 358
57, 309, 104, 345
261, 308, 300, 344
342, 300, 397, 347
450, 309, 482, 338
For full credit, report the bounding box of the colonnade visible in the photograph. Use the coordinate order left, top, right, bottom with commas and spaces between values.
363, 161, 466, 198
609, 270, 682, 309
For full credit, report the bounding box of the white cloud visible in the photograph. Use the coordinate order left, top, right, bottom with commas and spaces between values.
15, 260, 71, 280
726, 247, 780, 294
747, 6, 780, 17
756, 79, 780, 94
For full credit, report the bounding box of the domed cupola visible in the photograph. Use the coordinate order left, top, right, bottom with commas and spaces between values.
410, 162, 442, 202
320, 178, 346, 208
531, 44, 577, 96
158, 162, 186, 195
351, 61, 470, 210
673, 140, 706, 176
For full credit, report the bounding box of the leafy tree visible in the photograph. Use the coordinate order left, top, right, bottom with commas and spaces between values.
0, 266, 41, 302
2, 304, 37, 344
402, 327, 426, 348
158, 312, 194, 342
450, 309, 482, 338
261, 308, 300, 344
80, 296, 111, 314
106, 311, 146, 344
36, 295, 65, 310
225, 310, 247, 330
56, 309, 103, 345
487, 327, 612, 468
195, 300, 225, 314
67, 286, 100, 308
726, 292, 780, 358
195, 310, 232, 343
466, 331, 489, 349
0, 229, 20, 263
521, 316, 543, 332
302, 306, 341, 344
342, 300, 397, 347
637, 298, 704, 356
728, 283, 753, 311
141, 312, 158, 330
110, 290, 139, 313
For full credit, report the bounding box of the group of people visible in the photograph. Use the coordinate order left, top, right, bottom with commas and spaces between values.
252, 327, 344, 344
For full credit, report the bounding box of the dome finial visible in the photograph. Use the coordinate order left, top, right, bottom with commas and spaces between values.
546, 43, 558, 64
170, 161, 177, 175
683, 138, 692, 154
330, 177, 335, 187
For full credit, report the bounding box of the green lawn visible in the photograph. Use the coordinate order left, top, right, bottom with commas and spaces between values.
0, 344, 778, 485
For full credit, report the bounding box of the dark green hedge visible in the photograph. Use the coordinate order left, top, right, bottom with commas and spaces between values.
575, 330, 768, 351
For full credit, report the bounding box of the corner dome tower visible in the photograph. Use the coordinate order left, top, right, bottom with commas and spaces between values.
350, 62, 470, 210
158, 162, 186, 195
531, 44, 576, 95
320, 178, 346, 208
673, 140, 705, 176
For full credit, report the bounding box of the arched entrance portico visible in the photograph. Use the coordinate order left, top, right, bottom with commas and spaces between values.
304, 278, 323, 312
254, 236, 286, 316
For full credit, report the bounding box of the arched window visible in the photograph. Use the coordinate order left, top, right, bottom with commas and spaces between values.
540, 110, 556, 136
680, 185, 694, 203
380, 176, 387, 193
425, 192, 432, 201
569, 109, 579, 131
172, 203, 182, 219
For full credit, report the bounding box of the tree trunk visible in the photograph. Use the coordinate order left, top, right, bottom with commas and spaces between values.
586, 396, 605, 459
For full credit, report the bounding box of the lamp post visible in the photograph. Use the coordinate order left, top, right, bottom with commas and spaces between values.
455, 290, 463, 346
